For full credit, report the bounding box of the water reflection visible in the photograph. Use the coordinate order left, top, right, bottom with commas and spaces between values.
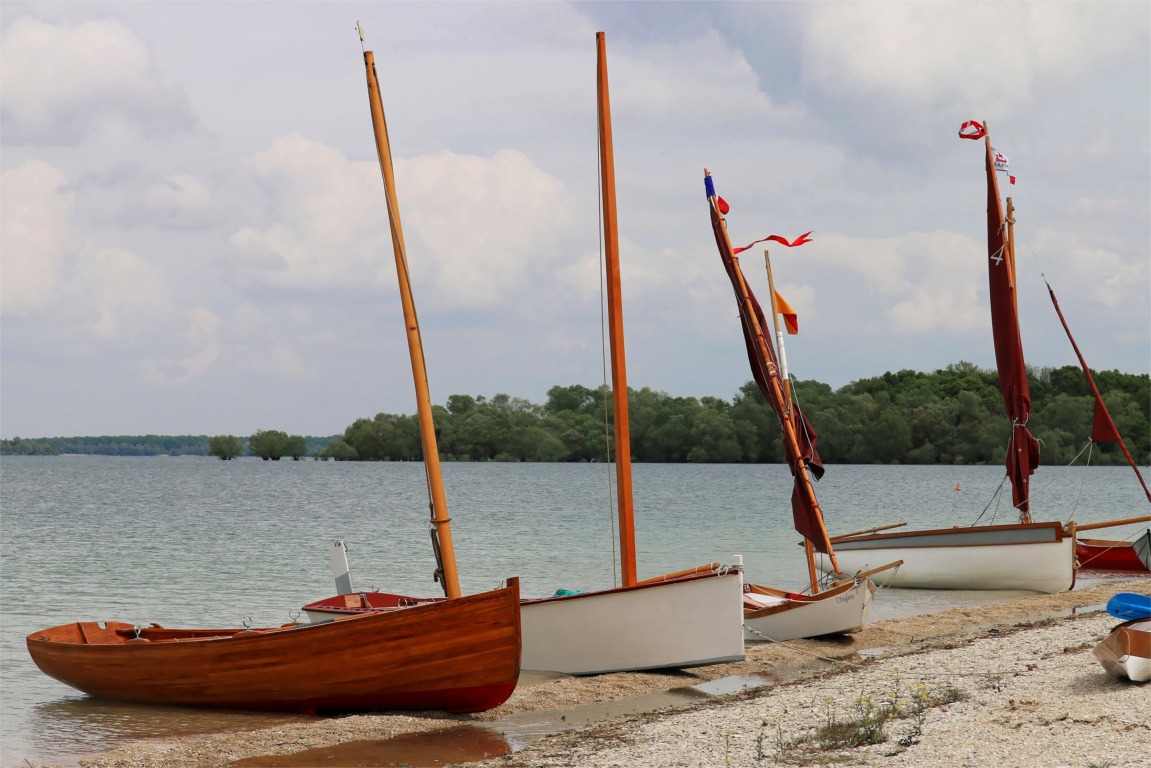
26, 696, 311, 765
229, 725, 511, 767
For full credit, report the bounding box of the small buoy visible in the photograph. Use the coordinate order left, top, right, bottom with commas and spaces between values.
955, 483, 962, 491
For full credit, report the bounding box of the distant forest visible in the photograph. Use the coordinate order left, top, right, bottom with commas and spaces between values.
1, 434, 336, 458
4, 363, 1147, 467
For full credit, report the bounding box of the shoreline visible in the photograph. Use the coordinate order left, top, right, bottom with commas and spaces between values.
28, 576, 1151, 768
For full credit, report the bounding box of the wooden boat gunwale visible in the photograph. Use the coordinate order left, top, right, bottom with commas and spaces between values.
831, 520, 1067, 548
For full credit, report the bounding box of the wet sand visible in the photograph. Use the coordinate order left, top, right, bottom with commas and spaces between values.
31, 576, 1151, 768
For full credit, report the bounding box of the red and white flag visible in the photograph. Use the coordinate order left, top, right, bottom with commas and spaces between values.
992, 146, 1016, 185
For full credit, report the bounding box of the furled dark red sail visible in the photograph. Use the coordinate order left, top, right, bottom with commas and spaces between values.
982, 135, 1040, 519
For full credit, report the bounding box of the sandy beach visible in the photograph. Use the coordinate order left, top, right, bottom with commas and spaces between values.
31, 576, 1150, 768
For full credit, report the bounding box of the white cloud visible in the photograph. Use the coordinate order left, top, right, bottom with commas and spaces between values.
0, 16, 193, 144
142, 174, 215, 230
0, 160, 71, 315
73, 244, 172, 340
400, 148, 569, 307
614, 30, 807, 133
809, 231, 985, 335
799, 2, 1146, 115
229, 132, 391, 291
231, 134, 571, 308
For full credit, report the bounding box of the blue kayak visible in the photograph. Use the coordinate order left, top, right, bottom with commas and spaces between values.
1106, 592, 1151, 621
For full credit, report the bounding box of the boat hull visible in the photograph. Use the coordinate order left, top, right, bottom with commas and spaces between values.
306, 568, 747, 676
743, 578, 876, 642
1076, 531, 1151, 573
519, 569, 745, 675
1094, 618, 1151, 683
28, 580, 521, 714
819, 522, 1075, 592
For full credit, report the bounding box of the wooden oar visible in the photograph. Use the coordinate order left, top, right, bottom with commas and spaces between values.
827, 522, 908, 543
1074, 515, 1151, 534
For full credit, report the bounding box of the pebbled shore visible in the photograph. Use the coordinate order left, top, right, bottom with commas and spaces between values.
31, 576, 1151, 768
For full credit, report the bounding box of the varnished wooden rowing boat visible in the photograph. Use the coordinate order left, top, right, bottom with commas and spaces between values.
27, 580, 521, 713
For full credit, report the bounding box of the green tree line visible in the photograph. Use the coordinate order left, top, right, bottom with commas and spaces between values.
0, 434, 335, 458
4, 363, 1147, 465
320, 362, 1149, 467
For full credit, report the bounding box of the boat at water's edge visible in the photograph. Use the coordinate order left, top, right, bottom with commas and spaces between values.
830, 521, 1074, 592
28, 578, 521, 713
1077, 530, 1151, 573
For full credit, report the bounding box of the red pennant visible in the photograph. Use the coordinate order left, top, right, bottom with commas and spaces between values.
959, 120, 986, 140
717, 196, 730, 214
733, 231, 813, 254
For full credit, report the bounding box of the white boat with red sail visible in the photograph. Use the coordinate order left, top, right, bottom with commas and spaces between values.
24, 30, 523, 715
815, 121, 1150, 592
305, 32, 746, 676
703, 170, 901, 641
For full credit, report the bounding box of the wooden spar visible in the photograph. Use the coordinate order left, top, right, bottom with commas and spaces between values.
1006, 194, 1030, 525
1075, 515, 1151, 534
704, 171, 839, 579
763, 251, 791, 405
362, 49, 460, 600
829, 522, 908, 542
596, 32, 637, 588
763, 250, 821, 593
1006, 196, 1019, 314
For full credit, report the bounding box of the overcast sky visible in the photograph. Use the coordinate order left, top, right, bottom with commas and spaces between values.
2, 1, 1148, 439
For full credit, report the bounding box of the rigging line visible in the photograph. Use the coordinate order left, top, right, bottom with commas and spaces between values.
1026, 439, 1094, 525
1012, 218, 1050, 281
595, 138, 620, 586
969, 476, 1008, 527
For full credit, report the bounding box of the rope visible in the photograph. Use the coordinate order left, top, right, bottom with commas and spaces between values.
969, 474, 1009, 527
595, 139, 619, 587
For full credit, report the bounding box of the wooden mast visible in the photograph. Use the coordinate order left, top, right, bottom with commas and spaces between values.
764, 250, 822, 593
596, 31, 637, 588
362, 41, 461, 600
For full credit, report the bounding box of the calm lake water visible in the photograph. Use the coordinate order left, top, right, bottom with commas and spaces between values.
1, 456, 1147, 766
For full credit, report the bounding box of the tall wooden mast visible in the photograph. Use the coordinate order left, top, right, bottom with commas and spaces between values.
596, 31, 637, 588
763, 251, 823, 593
362, 42, 461, 599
